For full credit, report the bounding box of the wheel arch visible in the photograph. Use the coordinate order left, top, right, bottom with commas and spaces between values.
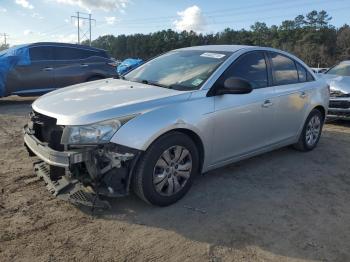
313, 105, 326, 120
166, 128, 205, 173
136, 127, 206, 174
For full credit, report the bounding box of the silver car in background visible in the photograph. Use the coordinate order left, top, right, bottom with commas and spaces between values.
24, 45, 329, 207
321, 61, 350, 118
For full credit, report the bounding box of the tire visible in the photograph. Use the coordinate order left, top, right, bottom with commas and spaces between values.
133, 131, 199, 206
293, 109, 324, 151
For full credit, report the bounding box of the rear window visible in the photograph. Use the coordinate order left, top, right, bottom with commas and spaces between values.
53, 47, 101, 60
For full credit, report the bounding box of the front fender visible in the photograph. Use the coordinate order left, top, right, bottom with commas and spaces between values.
110, 91, 214, 166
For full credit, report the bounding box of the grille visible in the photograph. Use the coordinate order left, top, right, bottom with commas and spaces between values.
329, 100, 350, 109
30, 111, 64, 151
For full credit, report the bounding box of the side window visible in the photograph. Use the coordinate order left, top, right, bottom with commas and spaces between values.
221, 51, 268, 89
29, 46, 54, 61
296, 62, 307, 82
53, 47, 97, 60
269, 52, 299, 85
79, 49, 98, 59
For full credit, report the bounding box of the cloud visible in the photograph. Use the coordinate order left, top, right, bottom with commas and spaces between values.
54, 0, 129, 12
0, 7, 7, 12
105, 16, 116, 25
52, 33, 77, 43
23, 29, 34, 35
173, 5, 206, 32
32, 12, 44, 19
15, 0, 34, 9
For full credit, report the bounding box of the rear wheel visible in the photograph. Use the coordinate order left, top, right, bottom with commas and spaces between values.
293, 109, 324, 151
133, 132, 199, 206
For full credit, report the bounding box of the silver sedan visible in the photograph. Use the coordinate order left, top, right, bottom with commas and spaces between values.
320, 61, 350, 118
24, 45, 329, 207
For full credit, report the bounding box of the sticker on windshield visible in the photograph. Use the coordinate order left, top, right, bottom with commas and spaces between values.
200, 52, 226, 59
192, 78, 204, 86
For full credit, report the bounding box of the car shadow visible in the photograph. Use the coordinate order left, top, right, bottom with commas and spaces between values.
78, 128, 350, 261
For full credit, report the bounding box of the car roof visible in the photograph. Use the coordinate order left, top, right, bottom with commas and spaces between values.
339, 60, 350, 64
176, 45, 253, 52
26, 42, 107, 52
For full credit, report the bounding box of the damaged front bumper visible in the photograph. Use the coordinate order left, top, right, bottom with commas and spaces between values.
24, 128, 141, 209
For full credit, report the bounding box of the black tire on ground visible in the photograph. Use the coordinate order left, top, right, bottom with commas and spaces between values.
132, 131, 199, 206
293, 109, 324, 152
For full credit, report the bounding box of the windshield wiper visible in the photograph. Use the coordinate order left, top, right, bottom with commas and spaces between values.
139, 79, 173, 89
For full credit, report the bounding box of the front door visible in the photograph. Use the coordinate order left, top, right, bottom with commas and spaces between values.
211, 51, 276, 165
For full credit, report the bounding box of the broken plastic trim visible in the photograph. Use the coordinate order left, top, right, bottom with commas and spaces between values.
25, 128, 142, 208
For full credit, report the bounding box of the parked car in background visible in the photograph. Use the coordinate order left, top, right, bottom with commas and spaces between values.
0, 42, 118, 97
311, 67, 329, 74
24, 45, 329, 208
117, 58, 143, 75
320, 61, 350, 118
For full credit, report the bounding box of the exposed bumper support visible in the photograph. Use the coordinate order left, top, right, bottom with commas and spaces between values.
34, 161, 110, 209
24, 128, 140, 209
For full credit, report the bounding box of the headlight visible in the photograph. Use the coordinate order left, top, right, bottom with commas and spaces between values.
62, 115, 137, 145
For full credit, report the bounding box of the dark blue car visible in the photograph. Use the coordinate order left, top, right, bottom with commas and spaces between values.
0, 42, 118, 97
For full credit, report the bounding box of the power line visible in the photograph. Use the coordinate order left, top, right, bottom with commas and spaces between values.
71, 12, 96, 45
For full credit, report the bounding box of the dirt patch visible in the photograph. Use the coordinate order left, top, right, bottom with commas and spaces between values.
1, 96, 350, 262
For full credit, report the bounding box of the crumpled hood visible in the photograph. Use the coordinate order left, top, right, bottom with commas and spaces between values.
320, 74, 350, 94
32, 78, 191, 125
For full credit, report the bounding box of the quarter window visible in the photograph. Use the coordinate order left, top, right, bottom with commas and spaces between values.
221, 51, 268, 89
296, 62, 307, 82
270, 52, 299, 85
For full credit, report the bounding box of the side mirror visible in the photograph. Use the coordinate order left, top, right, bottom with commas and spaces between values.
216, 77, 253, 95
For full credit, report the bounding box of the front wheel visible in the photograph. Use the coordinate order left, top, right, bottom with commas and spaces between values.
293, 109, 324, 151
132, 132, 199, 206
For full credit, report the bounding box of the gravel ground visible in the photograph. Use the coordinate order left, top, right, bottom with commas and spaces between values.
1, 96, 350, 262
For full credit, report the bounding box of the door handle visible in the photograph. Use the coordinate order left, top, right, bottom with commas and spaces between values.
300, 91, 307, 99
80, 64, 89, 67
262, 100, 273, 108
42, 67, 53, 71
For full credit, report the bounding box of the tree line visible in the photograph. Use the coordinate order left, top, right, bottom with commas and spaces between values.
87, 10, 350, 67
1, 10, 349, 67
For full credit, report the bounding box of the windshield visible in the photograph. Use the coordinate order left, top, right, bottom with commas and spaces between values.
124, 50, 232, 91
326, 63, 350, 76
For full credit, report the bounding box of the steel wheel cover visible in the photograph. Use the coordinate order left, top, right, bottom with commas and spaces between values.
306, 115, 321, 147
153, 145, 192, 196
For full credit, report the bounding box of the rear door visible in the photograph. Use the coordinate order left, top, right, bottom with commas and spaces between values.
6, 46, 55, 95
51, 47, 97, 88
268, 52, 310, 142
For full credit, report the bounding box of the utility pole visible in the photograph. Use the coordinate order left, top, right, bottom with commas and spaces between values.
77, 12, 80, 44
71, 12, 95, 45
1, 33, 9, 45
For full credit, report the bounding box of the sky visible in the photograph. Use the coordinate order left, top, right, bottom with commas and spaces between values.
0, 0, 349, 46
